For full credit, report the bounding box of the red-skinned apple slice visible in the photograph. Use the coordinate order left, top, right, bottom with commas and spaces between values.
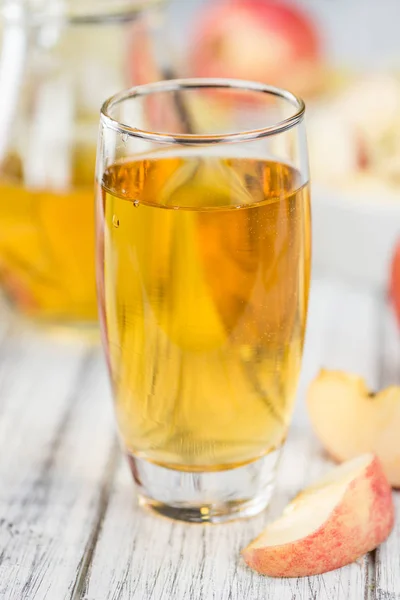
242, 454, 394, 577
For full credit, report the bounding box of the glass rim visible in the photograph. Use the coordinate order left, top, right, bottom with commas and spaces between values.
100, 78, 306, 145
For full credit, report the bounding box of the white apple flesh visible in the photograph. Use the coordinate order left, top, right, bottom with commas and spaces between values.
242, 454, 394, 577
307, 370, 400, 487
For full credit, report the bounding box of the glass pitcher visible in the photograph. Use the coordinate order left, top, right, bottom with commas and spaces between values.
0, 0, 170, 332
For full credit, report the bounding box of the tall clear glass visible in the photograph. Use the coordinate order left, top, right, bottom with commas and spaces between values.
96, 79, 311, 523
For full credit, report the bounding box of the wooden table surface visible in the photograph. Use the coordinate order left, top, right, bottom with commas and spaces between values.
0, 278, 399, 600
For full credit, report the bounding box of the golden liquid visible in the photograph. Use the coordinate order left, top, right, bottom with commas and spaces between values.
99, 153, 311, 471
0, 151, 97, 323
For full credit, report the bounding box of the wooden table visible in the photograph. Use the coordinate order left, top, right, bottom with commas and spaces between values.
0, 278, 399, 600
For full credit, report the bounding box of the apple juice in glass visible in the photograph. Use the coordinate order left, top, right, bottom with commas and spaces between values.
96, 80, 311, 522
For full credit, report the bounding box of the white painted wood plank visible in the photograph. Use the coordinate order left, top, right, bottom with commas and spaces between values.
85, 426, 368, 600
85, 278, 379, 600
375, 303, 400, 600
0, 330, 116, 600
306, 279, 380, 384
294, 278, 380, 427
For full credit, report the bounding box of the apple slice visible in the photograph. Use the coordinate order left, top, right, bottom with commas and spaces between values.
307, 370, 400, 487
242, 454, 393, 577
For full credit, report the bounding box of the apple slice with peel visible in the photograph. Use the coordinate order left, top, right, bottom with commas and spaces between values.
242, 454, 394, 577
307, 370, 400, 487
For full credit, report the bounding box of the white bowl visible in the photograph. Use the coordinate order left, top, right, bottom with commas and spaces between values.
312, 185, 400, 290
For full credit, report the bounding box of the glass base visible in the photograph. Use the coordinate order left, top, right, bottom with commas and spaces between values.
127, 450, 281, 524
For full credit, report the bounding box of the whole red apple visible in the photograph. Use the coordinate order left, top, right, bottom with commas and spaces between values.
189, 0, 323, 98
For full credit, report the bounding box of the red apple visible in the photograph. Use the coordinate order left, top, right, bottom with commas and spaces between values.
189, 0, 322, 99
242, 454, 394, 578
390, 240, 400, 326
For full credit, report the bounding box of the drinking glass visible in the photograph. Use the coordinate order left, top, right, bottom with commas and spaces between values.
0, 0, 169, 332
96, 78, 311, 523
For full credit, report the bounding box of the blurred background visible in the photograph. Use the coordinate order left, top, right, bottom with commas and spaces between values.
168, 0, 400, 72
1, 0, 400, 332
164, 0, 400, 292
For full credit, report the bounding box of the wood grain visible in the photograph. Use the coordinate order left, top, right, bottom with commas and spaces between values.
0, 331, 116, 600
85, 280, 378, 600
0, 280, 398, 599
85, 426, 371, 600
375, 304, 400, 600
